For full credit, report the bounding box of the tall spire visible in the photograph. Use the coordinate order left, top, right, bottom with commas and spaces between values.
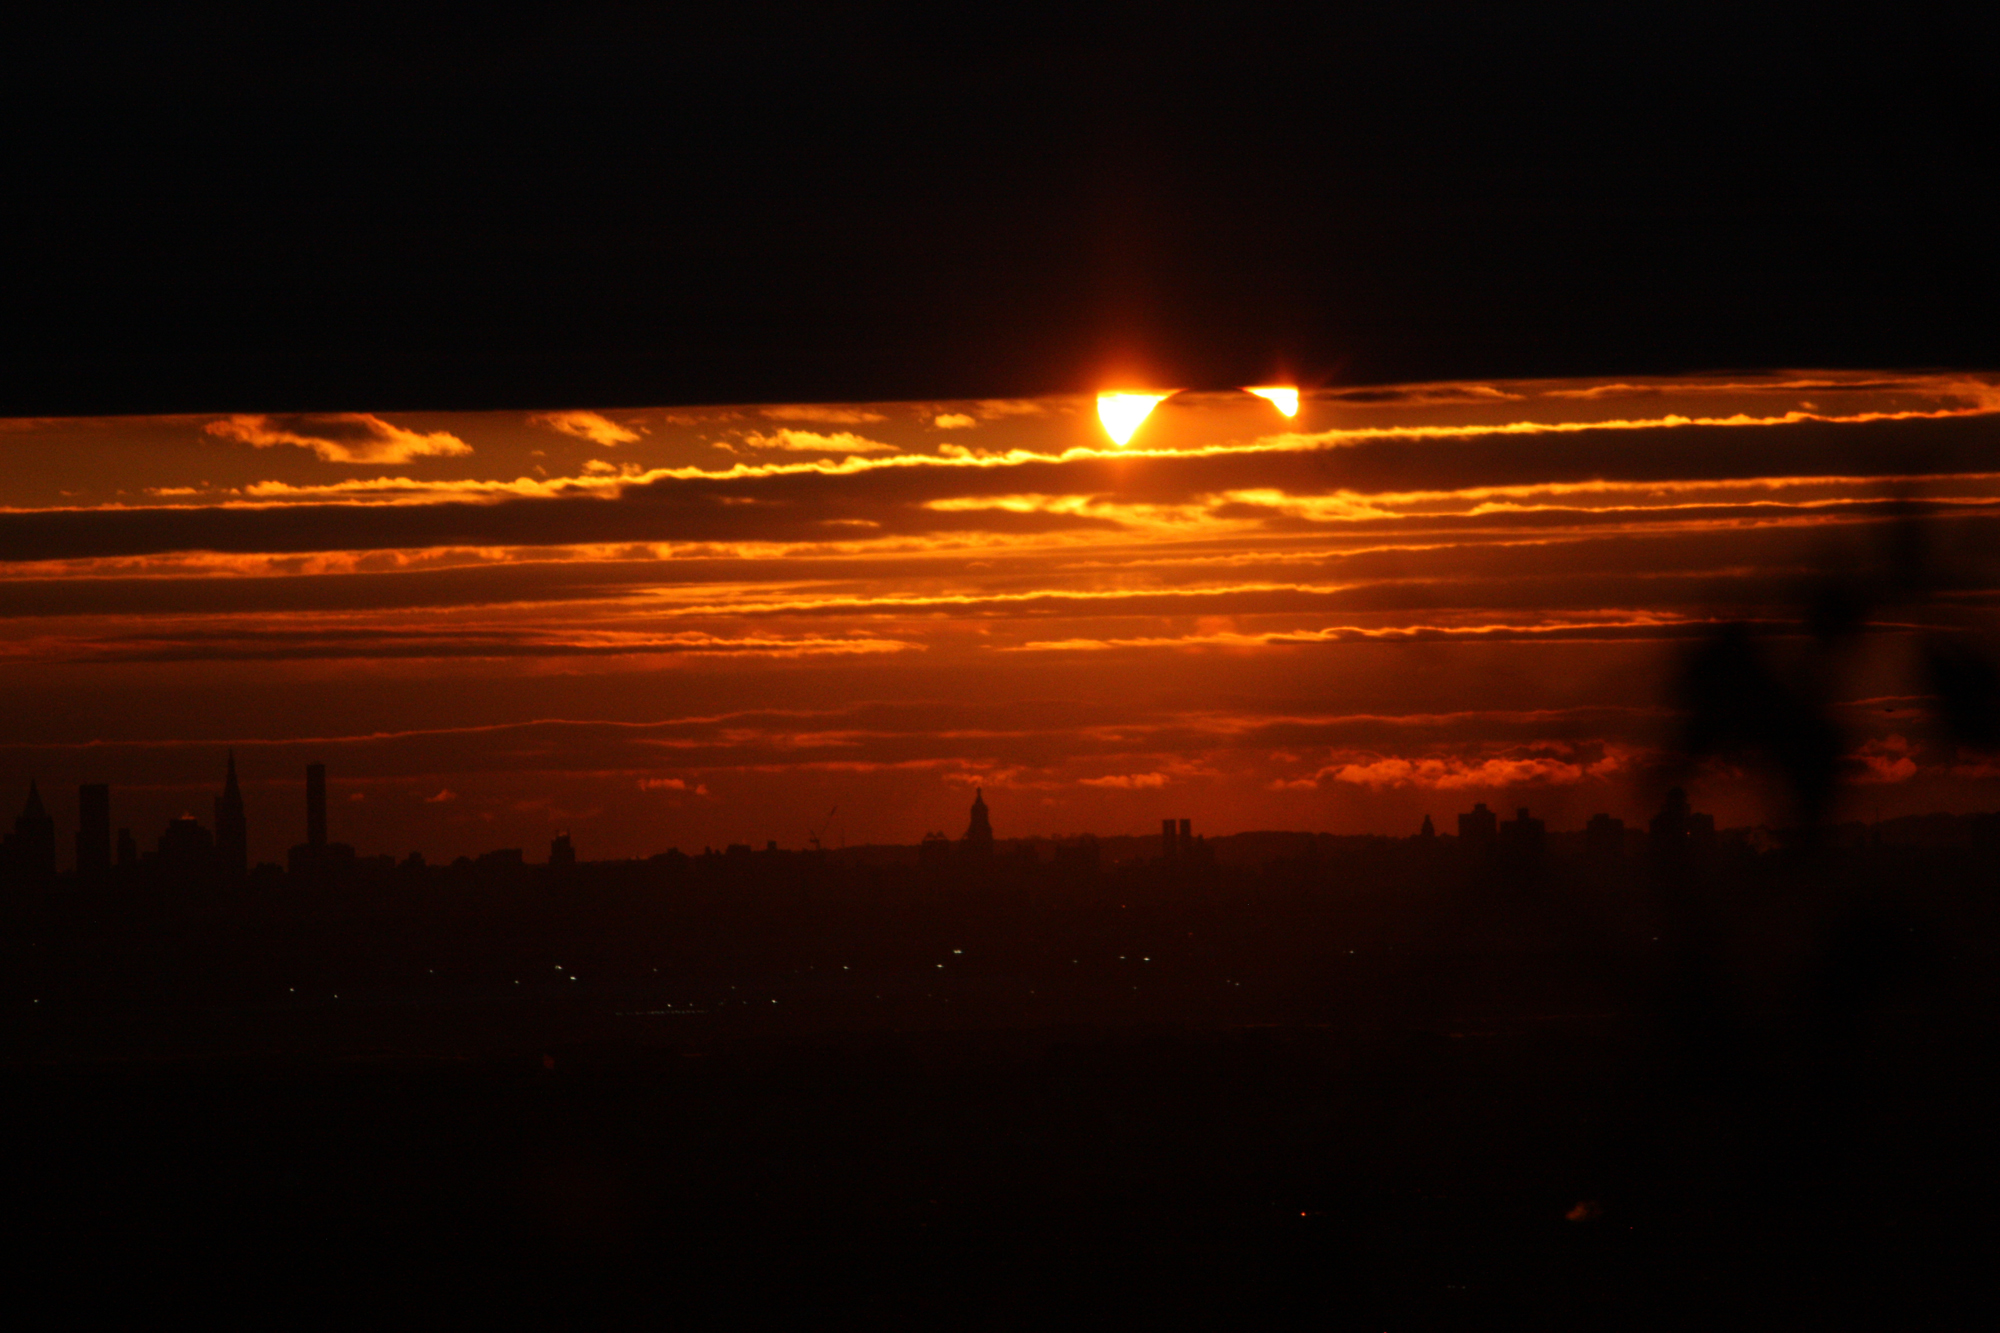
215, 751, 248, 879
21, 780, 46, 820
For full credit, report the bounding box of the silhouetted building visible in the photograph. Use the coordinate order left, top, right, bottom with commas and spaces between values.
76, 783, 111, 879
1053, 834, 1100, 874
962, 788, 994, 858
1500, 806, 1546, 859
1457, 802, 1497, 849
306, 762, 327, 851
3, 781, 57, 880
1161, 817, 1178, 860
550, 831, 575, 870
1649, 787, 1716, 861
1585, 812, 1625, 862
214, 753, 247, 879
116, 828, 137, 867
1419, 814, 1436, 840
919, 831, 951, 868
289, 761, 355, 880
154, 814, 215, 878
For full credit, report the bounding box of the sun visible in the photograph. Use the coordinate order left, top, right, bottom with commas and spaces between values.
1245, 386, 1299, 417
1096, 392, 1172, 446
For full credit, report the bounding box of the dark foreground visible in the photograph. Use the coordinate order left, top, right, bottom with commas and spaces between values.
5, 842, 1997, 1325
7, 1016, 1993, 1327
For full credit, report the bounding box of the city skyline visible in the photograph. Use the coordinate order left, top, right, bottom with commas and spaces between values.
0, 751, 1784, 882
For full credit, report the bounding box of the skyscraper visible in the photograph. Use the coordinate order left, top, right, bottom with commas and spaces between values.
214, 753, 247, 879
6, 781, 57, 879
1457, 802, 1497, 847
76, 783, 110, 878
962, 788, 994, 858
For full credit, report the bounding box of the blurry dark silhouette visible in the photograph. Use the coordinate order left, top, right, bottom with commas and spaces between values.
1670, 510, 2000, 836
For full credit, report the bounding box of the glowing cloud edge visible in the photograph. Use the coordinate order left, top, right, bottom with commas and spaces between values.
1245, 386, 1299, 417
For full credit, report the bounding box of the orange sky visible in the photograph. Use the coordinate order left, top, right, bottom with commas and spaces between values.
5, 372, 1999, 864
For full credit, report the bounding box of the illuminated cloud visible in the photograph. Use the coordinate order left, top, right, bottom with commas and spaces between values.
736, 429, 897, 454
974, 400, 1048, 419
1310, 746, 1635, 790
1853, 735, 1918, 784
1244, 386, 1299, 417
1078, 772, 1171, 788
530, 410, 644, 446
757, 405, 887, 424
205, 414, 472, 464
933, 413, 976, 429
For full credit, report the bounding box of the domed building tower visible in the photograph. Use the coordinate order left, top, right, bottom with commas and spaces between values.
961, 788, 994, 858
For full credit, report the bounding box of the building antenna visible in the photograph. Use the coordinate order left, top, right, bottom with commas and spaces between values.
809, 805, 838, 852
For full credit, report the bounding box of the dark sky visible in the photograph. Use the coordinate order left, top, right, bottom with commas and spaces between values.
5, 3, 1997, 415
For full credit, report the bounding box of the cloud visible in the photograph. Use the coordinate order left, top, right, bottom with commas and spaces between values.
975, 400, 1047, 419
205, 414, 472, 464
530, 411, 644, 446
1079, 772, 1170, 788
933, 413, 976, 430
424, 788, 456, 802
1853, 735, 1918, 784
737, 429, 896, 454
640, 777, 710, 795
27, 626, 920, 666
1308, 745, 1635, 790
757, 405, 886, 424
17, 410, 2000, 581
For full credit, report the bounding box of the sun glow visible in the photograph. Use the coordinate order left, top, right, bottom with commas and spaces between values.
1096, 392, 1172, 446
1245, 386, 1299, 417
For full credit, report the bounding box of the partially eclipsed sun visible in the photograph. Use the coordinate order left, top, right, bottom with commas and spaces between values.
1097, 392, 1171, 446
1245, 386, 1299, 417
